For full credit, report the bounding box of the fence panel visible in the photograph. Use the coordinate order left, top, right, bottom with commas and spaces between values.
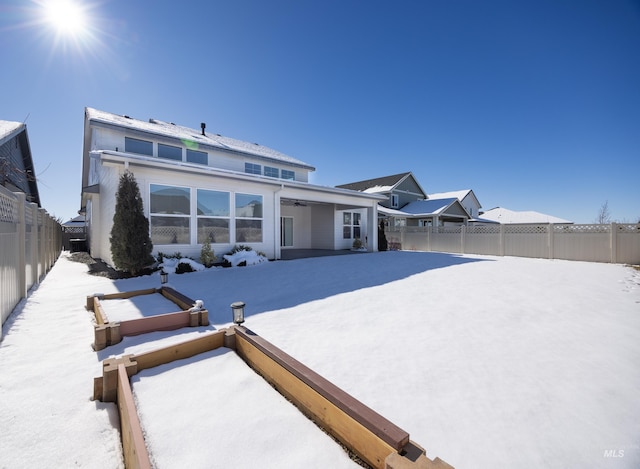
616, 224, 640, 264
385, 223, 640, 265
552, 224, 611, 263
0, 187, 62, 335
503, 224, 549, 259
465, 225, 502, 255
0, 186, 20, 329
431, 226, 463, 254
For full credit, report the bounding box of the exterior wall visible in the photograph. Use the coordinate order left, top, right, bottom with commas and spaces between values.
311, 204, 335, 249
334, 207, 368, 250
280, 204, 312, 249
90, 160, 281, 264
90, 126, 309, 183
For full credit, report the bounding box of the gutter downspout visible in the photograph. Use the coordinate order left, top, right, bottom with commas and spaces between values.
274, 184, 284, 260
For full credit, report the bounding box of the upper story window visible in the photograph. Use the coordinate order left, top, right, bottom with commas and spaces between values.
264, 166, 279, 178
390, 194, 399, 208
281, 169, 295, 180
125, 137, 153, 156
187, 149, 208, 165
245, 163, 261, 175
158, 143, 182, 161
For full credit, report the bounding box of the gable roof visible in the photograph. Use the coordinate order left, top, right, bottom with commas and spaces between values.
429, 189, 482, 208
84, 108, 316, 171
479, 207, 572, 224
336, 172, 427, 198
379, 198, 470, 218
0, 120, 41, 206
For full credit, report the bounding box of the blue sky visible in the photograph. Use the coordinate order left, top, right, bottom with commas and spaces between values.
1, 0, 639, 223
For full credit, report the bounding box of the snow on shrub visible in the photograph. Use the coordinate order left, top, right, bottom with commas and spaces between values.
223, 249, 268, 267
160, 257, 205, 274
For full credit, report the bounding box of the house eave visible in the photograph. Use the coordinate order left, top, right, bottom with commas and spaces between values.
94, 151, 386, 202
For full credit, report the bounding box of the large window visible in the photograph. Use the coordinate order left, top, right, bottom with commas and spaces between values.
235, 193, 263, 243
245, 163, 261, 175
125, 137, 153, 156
158, 143, 182, 161
187, 149, 208, 165
197, 189, 229, 243
150, 184, 190, 244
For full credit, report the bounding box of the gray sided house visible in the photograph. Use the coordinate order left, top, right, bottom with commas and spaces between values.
337, 172, 471, 227
0, 121, 41, 206
81, 108, 384, 265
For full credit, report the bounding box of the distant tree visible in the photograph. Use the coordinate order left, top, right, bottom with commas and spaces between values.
595, 201, 612, 224
378, 219, 388, 251
110, 171, 154, 275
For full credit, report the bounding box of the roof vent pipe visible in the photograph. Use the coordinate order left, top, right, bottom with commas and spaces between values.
201, 122, 206, 136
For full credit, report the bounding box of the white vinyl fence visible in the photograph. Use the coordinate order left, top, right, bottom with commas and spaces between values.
386, 223, 640, 265
0, 185, 62, 336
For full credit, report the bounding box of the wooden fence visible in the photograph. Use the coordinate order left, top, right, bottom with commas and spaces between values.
386, 223, 640, 265
0, 185, 62, 336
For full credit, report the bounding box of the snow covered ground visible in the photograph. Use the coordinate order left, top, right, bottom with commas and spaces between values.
1, 250, 639, 468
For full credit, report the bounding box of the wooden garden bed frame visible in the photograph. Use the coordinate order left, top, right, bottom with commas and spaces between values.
93, 326, 452, 469
86, 287, 209, 351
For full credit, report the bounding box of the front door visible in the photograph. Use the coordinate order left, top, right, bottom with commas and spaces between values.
281, 217, 293, 247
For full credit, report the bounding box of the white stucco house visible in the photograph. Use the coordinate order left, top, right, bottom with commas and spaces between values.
80, 108, 384, 265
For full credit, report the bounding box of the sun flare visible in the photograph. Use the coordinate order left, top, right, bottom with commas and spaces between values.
42, 0, 88, 36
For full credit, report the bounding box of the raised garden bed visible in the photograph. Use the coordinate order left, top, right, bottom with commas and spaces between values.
86, 287, 209, 351
93, 325, 452, 469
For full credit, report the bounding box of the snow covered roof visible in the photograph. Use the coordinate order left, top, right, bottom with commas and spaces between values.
401, 198, 460, 216
480, 207, 572, 224
379, 198, 469, 218
429, 189, 471, 201
336, 172, 413, 192
0, 120, 24, 146
85, 108, 315, 170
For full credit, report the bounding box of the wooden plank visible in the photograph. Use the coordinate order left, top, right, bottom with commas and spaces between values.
117, 364, 152, 469
134, 330, 226, 371
235, 327, 409, 451
118, 311, 191, 336
160, 286, 196, 311
101, 288, 158, 300
235, 330, 403, 469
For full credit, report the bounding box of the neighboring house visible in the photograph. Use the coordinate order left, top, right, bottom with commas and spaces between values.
61, 215, 87, 251
476, 207, 572, 224
337, 172, 427, 210
81, 108, 384, 265
428, 189, 482, 219
337, 172, 470, 227
0, 120, 41, 206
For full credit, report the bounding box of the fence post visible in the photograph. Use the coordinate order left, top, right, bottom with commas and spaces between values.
549, 224, 555, 260
16, 193, 27, 299
427, 225, 431, 252
28, 202, 38, 287
461, 225, 466, 254
610, 222, 617, 264
499, 224, 505, 256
